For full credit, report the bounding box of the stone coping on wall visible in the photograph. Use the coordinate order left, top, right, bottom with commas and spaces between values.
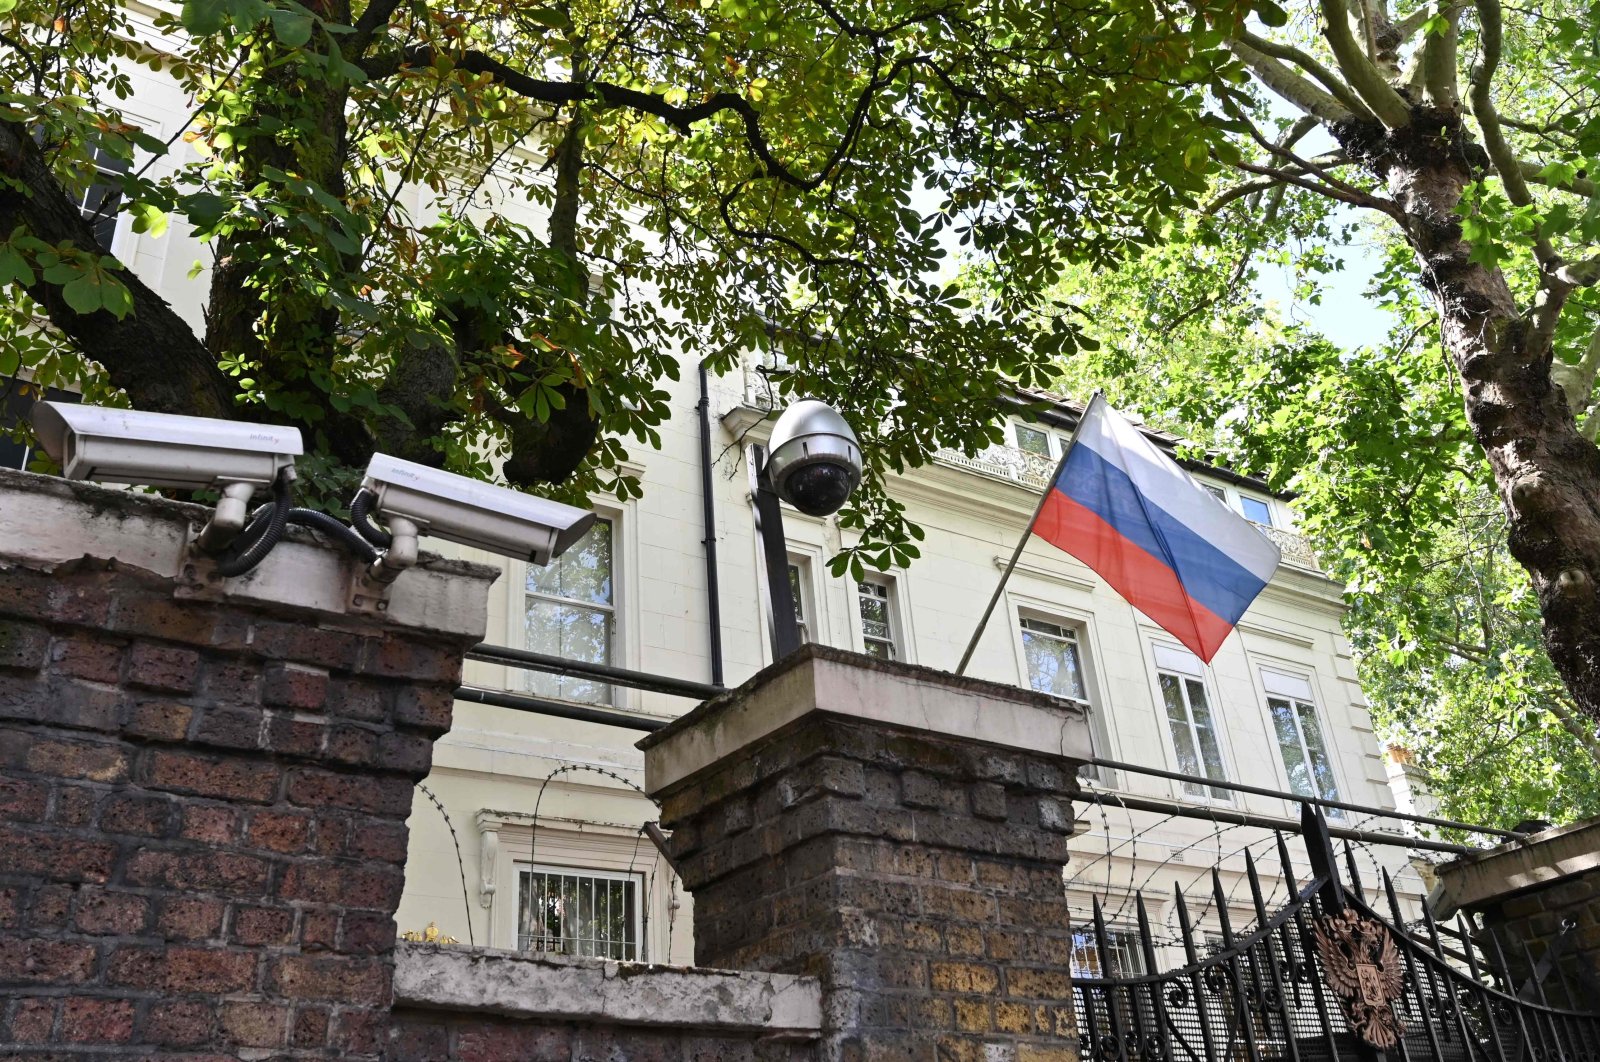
0, 466, 497, 639
1434, 814, 1600, 916
392, 942, 823, 1037
637, 642, 1092, 797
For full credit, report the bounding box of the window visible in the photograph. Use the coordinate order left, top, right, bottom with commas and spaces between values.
1262, 670, 1340, 807
77, 145, 131, 252
1020, 616, 1088, 703
1203, 483, 1228, 505
787, 559, 812, 643
1238, 495, 1273, 527
857, 577, 898, 660
517, 864, 641, 961
0, 380, 80, 472
1070, 926, 1147, 979
1014, 423, 1052, 456
1153, 645, 1229, 800
525, 519, 613, 704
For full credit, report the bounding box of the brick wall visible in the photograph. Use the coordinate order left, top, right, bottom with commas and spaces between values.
643, 647, 1094, 1062
0, 471, 495, 1059
1435, 815, 1600, 1008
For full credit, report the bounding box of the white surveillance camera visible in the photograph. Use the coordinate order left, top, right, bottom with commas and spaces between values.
31, 402, 302, 492
360, 454, 597, 566
765, 399, 862, 517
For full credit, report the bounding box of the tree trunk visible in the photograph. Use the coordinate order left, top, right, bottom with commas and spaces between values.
1354, 115, 1600, 719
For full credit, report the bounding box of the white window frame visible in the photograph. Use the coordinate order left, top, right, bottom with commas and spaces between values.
516, 861, 644, 961
1069, 924, 1148, 979
1005, 593, 1115, 786
1152, 651, 1232, 803
853, 574, 902, 661
1015, 612, 1092, 708
787, 554, 816, 645
1009, 419, 1072, 459
1199, 480, 1279, 528
1259, 667, 1344, 813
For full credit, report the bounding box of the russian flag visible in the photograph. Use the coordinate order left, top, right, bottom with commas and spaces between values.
1034, 396, 1281, 662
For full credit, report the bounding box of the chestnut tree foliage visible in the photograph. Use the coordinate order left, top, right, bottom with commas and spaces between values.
0, 0, 1262, 575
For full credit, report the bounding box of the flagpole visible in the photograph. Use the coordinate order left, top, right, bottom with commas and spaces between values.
954, 392, 1102, 676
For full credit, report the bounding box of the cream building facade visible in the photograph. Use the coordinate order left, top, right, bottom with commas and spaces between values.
19, 8, 1413, 978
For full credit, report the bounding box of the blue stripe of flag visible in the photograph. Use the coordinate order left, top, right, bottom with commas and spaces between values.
1055, 444, 1269, 626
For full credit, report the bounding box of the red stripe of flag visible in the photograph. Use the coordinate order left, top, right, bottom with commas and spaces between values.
1036, 489, 1235, 661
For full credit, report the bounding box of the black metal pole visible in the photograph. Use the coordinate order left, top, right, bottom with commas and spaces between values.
697, 361, 726, 687
751, 449, 802, 660
464, 644, 722, 701
454, 685, 671, 732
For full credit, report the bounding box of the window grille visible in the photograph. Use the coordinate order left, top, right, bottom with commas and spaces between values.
525, 519, 614, 704
516, 864, 641, 961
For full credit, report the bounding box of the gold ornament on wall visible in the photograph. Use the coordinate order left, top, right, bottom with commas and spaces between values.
400, 921, 460, 945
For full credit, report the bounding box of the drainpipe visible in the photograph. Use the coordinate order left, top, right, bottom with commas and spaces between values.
697, 360, 726, 687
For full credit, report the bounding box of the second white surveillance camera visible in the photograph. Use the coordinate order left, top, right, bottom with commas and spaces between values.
360, 454, 597, 567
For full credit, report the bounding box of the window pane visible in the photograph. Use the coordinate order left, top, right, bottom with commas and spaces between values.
1184, 678, 1229, 797
1022, 624, 1085, 700
518, 868, 640, 960
526, 600, 613, 703
1269, 697, 1312, 796
1297, 700, 1340, 802
1014, 424, 1050, 455
527, 519, 611, 605
787, 563, 810, 642
1239, 496, 1273, 526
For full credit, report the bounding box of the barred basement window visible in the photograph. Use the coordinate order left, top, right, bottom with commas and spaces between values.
516, 865, 642, 961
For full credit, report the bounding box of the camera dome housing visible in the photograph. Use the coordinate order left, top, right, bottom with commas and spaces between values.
765, 399, 862, 517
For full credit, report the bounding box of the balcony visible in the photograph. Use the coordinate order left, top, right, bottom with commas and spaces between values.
930, 444, 1321, 572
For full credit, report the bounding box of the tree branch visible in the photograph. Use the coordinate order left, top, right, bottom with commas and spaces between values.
1317, 0, 1412, 127
0, 121, 237, 421
1470, 0, 1550, 259
1421, 1, 1461, 110
1236, 30, 1376, 120
1519, 159, 1599, 198
1227, 38, 1354, 124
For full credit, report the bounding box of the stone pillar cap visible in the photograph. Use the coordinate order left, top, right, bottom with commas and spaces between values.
639, 644, 1091, 798
1433, 814, 1600, 916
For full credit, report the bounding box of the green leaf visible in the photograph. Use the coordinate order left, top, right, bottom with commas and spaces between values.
181, 0, 227, 34
130, 202, 169, 238
270, 9, 315, 47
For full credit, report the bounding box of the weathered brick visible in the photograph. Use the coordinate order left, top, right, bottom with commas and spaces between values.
286, 767, 414, 816
123, 699, 193, 741
0, 775, 49, 822
281, 861, 404, 910
6, 997, 55, 1042
73, 888, 152, 935
247, 809, 313, 853
28, 883, 73, 928
341, 909, 398, 954
330, 1007, 386, 1054
27, 737, 129, 782
292, 1005, 331, 1048
299, 908, 341, 951
202, 660, 262, 703
58, 996, 136, 1043
265, 713, 328, 757
377, 729, 435, 774
346, 818, 409, 862
126, 641, 201, 693
145, 749, 278, 803
251, 621, 363, 671
179, 802, 243, 844
130, 850, 269, 900
106, 943, 255, 993
326, 723, 380, 766
51, 781, 98, 826
362, 635, 462, 682
0, 938, 98, 985
142, 999, 216, 1046
0, 619, 50, 671
219, 1000, 290, 1047
269, 954, 389, 1002
156, 895, 230, 941
0, 824, 116, 883
263, 662, 329, 709
231, 904, 295, 946
389, 1017, 451, 1061
48, 636, 123, 682
392, 686, 454, 731
100, 791, 173, 836
453, 1022, 573, 1062
193, 706, 266, 750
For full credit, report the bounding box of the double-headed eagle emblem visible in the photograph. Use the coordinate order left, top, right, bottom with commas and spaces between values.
1312, 909, 1407, 1048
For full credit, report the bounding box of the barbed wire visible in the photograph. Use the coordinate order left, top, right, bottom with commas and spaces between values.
416, 782, 475, 947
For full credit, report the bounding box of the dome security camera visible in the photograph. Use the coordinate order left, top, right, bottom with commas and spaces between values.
764, 399, 862, 517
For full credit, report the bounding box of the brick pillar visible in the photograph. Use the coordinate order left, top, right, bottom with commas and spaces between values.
0, 468, 496, 1058
1435, 814, 1600, 1008
640, 645, 1094, 1062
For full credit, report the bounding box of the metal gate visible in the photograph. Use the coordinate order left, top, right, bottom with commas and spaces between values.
1071, 806, 1600, 1061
